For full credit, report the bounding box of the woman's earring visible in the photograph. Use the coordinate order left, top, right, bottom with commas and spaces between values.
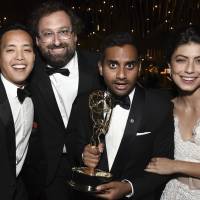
167, 64, 172, 77
169, 69, 172, 77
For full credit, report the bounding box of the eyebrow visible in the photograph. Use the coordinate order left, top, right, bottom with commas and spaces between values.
107, 60, 119, 64
41, 26, 72, 32
126, 60, 139, 65
175, 55, 188, 58
105, 60, 139, 69
107, 59, 138, 64
4, 44, 33, 48
23, 44, 33, 48
175, 55, 200, 59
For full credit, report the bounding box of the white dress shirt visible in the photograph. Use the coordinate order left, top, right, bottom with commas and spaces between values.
48, 52, 79, 153
106, 89, 135, 170
1, 75, 34, 177
49, 52, 79, 128
105, 89, 135, 197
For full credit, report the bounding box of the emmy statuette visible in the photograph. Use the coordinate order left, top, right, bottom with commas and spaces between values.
69, 90, 113, 192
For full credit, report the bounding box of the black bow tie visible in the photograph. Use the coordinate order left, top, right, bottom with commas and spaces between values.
45, 67, 70, 76
112, 95, 131, 110
17, 87, 31, 104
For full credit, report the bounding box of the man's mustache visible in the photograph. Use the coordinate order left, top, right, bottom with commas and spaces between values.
47, 43, 68, 49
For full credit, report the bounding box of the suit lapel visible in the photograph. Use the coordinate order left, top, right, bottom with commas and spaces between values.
0, 78, 16, 177
123, 85, 145, 141
111, 85, 146, 175
31, 61, 65, 127
0, 79, 13, 127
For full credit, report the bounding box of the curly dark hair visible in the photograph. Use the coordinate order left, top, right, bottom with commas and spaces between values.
29, 0, 82, 37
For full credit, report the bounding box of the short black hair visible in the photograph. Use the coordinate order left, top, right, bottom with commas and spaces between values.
0, 22, 33, 40
166, 25, 200, 63
99, 32, 140, 63
29, 0, 82, 37
0, 22, 35, 52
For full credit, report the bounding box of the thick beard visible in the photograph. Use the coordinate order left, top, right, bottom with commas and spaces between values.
40, 43, 75, 68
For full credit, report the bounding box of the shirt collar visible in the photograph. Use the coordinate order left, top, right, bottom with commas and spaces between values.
66, 51, 77, 73
128, 87, 135, 104
1, 74, 20, 98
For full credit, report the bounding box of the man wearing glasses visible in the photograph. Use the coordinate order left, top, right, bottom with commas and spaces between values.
24, 1, 102, 200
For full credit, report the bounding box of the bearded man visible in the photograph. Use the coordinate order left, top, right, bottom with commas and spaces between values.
24, 1, 102, 200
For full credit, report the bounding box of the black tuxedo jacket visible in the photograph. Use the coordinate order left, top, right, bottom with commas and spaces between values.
27, 50, 103, 186
0, 78, 22, 200
69, 85, 174, 200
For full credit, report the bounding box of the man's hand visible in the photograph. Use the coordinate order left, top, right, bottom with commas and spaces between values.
82, 143, 104, 168
95, 181, 132, 200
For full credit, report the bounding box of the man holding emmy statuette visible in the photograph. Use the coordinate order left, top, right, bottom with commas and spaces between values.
69, 32, 174, 200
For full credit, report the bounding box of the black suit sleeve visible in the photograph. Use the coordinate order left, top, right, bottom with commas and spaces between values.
67, 94, 92, 167
125, 93, 174, 200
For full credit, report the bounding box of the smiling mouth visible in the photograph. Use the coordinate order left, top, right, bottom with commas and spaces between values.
12, 64, 26, 69
181, 76, 198, 81
50, 47, 65, 53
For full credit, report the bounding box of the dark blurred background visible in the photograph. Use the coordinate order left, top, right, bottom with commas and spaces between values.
0, 0, 199, 89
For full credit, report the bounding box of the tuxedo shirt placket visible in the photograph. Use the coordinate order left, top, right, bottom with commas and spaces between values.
1, 75, 34, 176
15, 98, 33, 176
106, 106, 129, 171
48, 53, 79, 153
50, 76, 69, 127
105, 89, 135, 171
